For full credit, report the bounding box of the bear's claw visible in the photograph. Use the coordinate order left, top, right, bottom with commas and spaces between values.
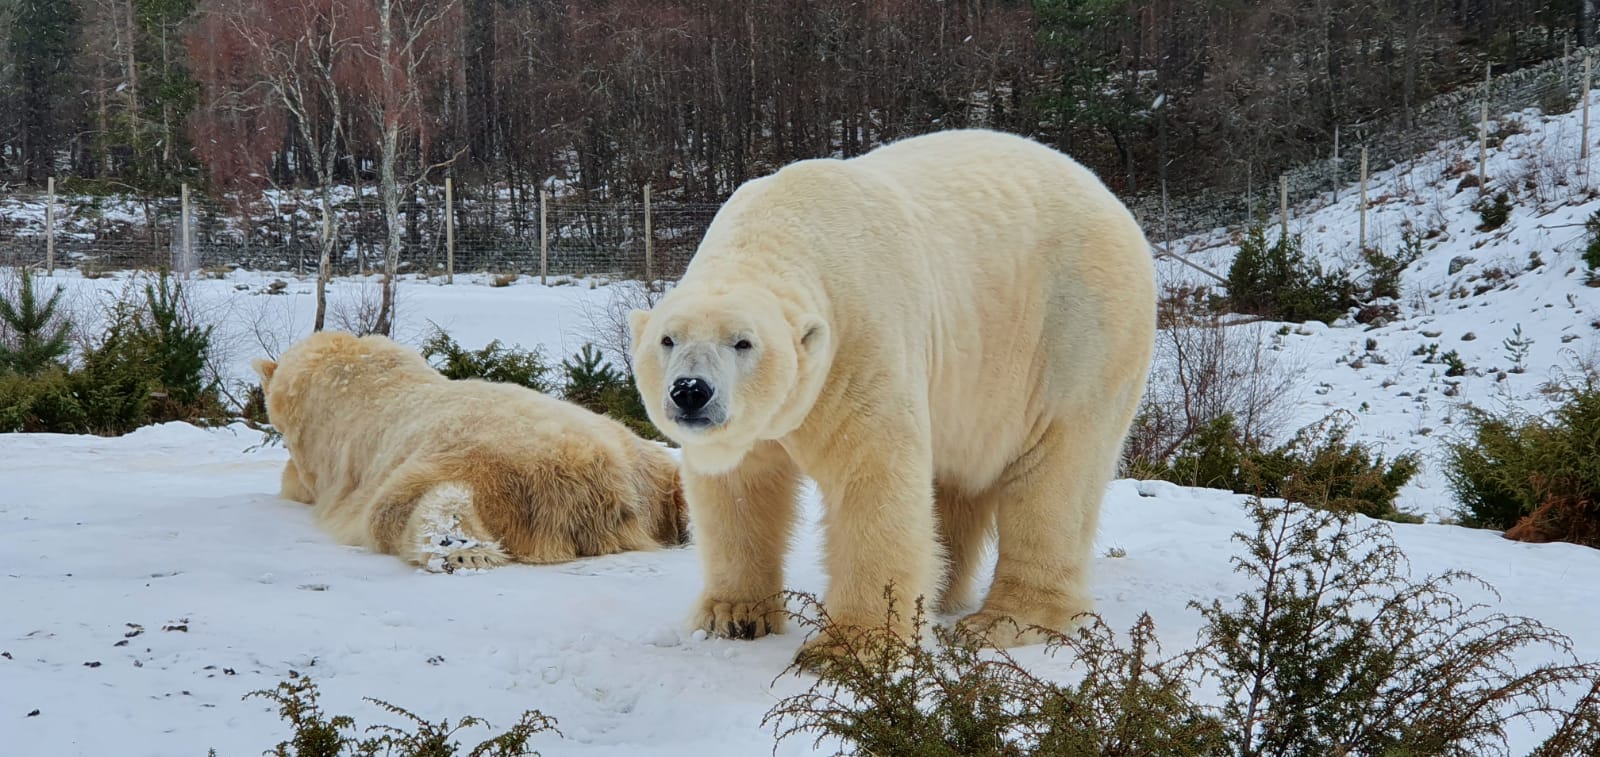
792, 625, 906, 674
694, 596, 787, 640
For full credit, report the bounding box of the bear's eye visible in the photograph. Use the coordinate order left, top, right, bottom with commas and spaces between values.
660, 336, 674, 348
734, 339, 753, 351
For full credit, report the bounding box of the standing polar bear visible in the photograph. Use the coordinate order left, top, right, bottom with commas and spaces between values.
630, 129, 1156, 661
255, 331, 687, 572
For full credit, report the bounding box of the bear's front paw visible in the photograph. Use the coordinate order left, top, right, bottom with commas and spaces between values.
692, 594, 787, 640
792, 623, 907, 674
956, 609, 1060, 649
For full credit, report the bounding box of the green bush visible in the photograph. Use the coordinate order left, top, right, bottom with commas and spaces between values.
1363, 231, 1423, 301
239, 672, 559, 757
0, 368, 87, 433
417, 329, 663, 442
1147, 413, 1420, 522
77, 274, 226, 429
138, 272, 218, 412
1475, 191, 1513, 231
560, 343, 663, 442
420, 328, 554, 393
1584, 209, 1600, 271
0, 268, 71, 375
1248, 415, 1422, 521
1445, 371, 1600, 548
766, 498, 1600, 756
1226, 224, 1357, 324
1161, 415, 1250, 492
0, 272, 225, 436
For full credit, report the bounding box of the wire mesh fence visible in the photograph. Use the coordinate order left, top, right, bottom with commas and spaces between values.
1131, 45, 1600, 244
4, 46, 1600, 275
0, 183, 722, 282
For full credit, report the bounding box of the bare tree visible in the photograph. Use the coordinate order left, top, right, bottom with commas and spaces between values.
192, 0, 358, 331
349, 0, 461, 336
1127, 308, 1304, 471
579, 280, 668, 377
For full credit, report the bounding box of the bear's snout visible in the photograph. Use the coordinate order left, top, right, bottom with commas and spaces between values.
670, 376, 715, 413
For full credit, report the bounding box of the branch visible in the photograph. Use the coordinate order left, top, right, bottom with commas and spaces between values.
1153, 243, 1227, 284
407, 146, 469, 191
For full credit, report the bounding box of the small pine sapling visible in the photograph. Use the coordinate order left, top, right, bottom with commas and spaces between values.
1474, 191, 1513, 231
1585, 209, 1600, 271
560, 343, 622, 409
560, 343, 663, 441
1503, 323, 1532, 374
139, 272, 218, 409
0, 268, 72, 375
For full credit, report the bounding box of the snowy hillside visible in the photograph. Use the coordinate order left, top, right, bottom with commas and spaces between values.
1158, 105, 1600, 519
4, 103, 1600, 755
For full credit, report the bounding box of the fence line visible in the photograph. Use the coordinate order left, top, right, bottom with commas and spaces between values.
1129, 45, 1600, 242
0, 184, 723, 282
4, 47, 1599, 278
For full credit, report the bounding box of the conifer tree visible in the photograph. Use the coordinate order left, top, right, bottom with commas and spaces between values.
0, 269, 71, 375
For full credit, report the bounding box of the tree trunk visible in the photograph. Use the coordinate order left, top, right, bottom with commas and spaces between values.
374, 0, 401, 336
377, 121, 401, 336
1585, 1, 1596, 48
315, 185, 334, 332
123, 0, 141, 157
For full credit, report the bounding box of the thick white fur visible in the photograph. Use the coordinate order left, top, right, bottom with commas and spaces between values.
255, 331, 688, 572
629, 129, 1157, 658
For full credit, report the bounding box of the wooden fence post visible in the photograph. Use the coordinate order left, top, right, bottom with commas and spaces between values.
1359, 147, 1369, 250
1564, 37, 1571, 92
1480, 63, 1491, 192
539, 190, 549, 286
1331, 125, 1340, 203
1584, 56, 1592, 163
181, 182, 193, 277
1279, 175, 1289, 240
643, 183, 654, 288
1246, 163, 1254, 219
45, 177, 56, 276
445, 177, 455, 283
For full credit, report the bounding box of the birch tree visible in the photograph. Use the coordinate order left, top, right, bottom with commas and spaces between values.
191, 0, 356, 330
349, 0, 460, 336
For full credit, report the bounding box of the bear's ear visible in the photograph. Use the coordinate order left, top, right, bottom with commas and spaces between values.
252, 358, 278, 388
798, 315, 829, 355
627, 308, 652, 344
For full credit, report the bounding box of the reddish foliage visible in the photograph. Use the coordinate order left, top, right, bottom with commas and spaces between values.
1504, 493, 1600, 548
187, 8, 288, 214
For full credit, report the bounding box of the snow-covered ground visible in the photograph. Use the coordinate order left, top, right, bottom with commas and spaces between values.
6, 420, 1597, 756
5, 101, 1600, 754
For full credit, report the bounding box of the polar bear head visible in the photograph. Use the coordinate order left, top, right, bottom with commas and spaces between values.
252, 331, 435, 442
629, 287, 829, 473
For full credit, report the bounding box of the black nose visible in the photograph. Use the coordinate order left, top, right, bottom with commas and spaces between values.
670, 377, 714, 412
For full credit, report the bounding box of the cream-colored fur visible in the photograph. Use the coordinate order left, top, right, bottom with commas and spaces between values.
255, 331, 688, 572
629, 129, 1156, 660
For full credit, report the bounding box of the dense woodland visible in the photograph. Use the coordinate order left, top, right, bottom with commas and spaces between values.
1, 0, 1596, 206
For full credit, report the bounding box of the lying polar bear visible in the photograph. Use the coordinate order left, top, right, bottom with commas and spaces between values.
254, 331, 687, 572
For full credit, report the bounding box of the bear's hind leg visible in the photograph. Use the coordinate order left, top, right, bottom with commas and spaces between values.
934, 480, 996, 614
959, 418, 1114, 648
383, 480, 511, 573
